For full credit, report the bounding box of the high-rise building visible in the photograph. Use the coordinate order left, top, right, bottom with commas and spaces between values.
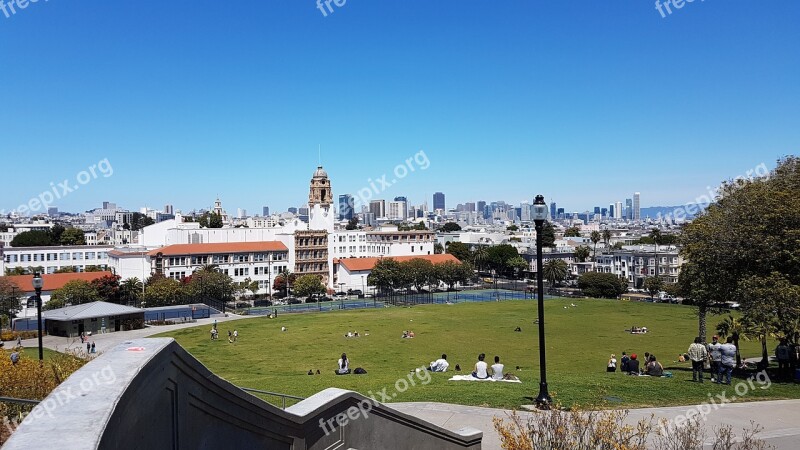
600, 208, 607, 217
47, 207, 59, 217
615, 201, 623, 219
433, 192, 445, 211
633, 192, 641, 221
388, 200, 407, 220
369, 200, 385, 218
338, 194, 354, 220
557, 208, 565, 218
609, 204, 615, 218
520, 202, 531, 222
288, 207, 298, 214
298, 206, 309, 223
550, 202, 557, 220
477, 201, 487, 219
594, 206, 601, 214
164, 204, 174, 215
237, 208, 247, 219
464, 202, 475, 212
625, 198, 633, 220
394, 196, 407, 202
263, 206, 270, 216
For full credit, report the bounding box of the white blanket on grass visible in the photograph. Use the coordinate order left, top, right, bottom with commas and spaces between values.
448, 375, 522, 383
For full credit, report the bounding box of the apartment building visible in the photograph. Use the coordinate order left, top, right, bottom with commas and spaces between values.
1, 245, 113, 275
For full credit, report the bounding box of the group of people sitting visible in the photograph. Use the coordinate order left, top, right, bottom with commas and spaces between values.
344, 331, 366, 338
630, 326, 648, 334
608, 352, 664, 376
428, 353, 517, 380
401, 330, 415, 338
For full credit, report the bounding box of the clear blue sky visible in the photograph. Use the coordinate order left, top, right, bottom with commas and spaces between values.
1, 1, 798, 215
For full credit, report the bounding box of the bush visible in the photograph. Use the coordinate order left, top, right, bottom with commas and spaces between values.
578, 272, 628, 298
0, 331, 39, 342
122, 318, 144, 331
493, 405, 773, 450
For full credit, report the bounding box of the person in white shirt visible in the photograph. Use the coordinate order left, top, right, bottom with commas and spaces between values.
491, 356, 505, 380
429, 354, 450, 372
336, 353, 351, 375
472, 353, 489, 379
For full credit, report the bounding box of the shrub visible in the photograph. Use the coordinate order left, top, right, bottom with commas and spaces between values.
0, 331, 39, 342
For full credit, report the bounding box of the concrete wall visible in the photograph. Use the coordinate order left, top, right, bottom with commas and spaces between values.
4, 338, 481, 449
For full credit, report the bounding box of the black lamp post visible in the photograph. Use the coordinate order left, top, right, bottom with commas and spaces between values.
532, 195, 551, 407
32, 272, 44, 361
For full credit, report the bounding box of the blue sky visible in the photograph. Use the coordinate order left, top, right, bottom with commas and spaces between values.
1, 1, 798, 216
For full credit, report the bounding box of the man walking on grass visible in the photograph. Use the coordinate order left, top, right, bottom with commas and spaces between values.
688, 337, 708, 383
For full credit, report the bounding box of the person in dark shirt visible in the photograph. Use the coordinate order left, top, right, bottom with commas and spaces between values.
627, 354, 640, 375
620, 352, 630, 372
645, 355, 663, 377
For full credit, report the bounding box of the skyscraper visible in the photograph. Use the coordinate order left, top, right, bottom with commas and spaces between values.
369, 200, 385, 218
164, 204, 174, 215
338, 194, 354, 220
609, 204, 615, 218
433, 192, 445, 211
263, 206, 270, 216
550, 202, 557, 220
633, 192, 641, 221
388, 200, 407, 220
477, 201, 487, 219
615, 201, 623, 219
394, 196, 407, 202
625, 198, 632, 220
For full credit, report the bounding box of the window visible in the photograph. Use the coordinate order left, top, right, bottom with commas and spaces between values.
72, 252, 83, 260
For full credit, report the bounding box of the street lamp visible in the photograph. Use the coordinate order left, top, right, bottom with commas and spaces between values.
31, 272, 44, 361
532, 195, 551, 407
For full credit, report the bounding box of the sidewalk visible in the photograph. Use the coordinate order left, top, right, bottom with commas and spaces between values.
18, 314, 245, 354
392, 399, 800, 450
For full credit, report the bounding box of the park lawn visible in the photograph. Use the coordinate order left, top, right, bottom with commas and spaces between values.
155, 299, 798, 410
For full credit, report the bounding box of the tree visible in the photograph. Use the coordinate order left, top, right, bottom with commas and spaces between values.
446, 242, 472, 262
272, 270, 297, 297
540, 221, 557, 248
345, 217, 359, 230
54, 266, 77, 273
0, 277, 23, 320
84, 265, 107, 272
403, 258, 436, 292
187, 268, 236, 306
507, 225, 519, 232
486, 244, 520, 277
433, 243, 444, 254
143, 277, 184, 307
60, 227, 86, 245
602, 229, 612, 248
578, 272, 627, 299
47, 280, 101, 310
50, 224, 65, 243
737, 272, 800, 364
574, 246, 591, 263
130, 212, 156, 231
543, 259, 568, 289
590, 230, 601, 267
435, 261, 472, 290
368, 259, 402, 294
643, 276, 663, 300
91, 274, 121, 303
120, 277, 143, 306
10, 230, 54, 247
293, 275, 326, 298
440, 222, 462, 232
716, 315, 748, 368
472, 246, 489, 271
507, 256, 529, 280
680, 157, 800, 342
564, 226, 581, 237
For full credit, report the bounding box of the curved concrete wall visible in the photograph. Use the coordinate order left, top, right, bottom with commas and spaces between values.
4, 338, 481, 449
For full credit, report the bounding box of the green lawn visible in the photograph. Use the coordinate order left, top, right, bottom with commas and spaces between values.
155, 298, 798, 409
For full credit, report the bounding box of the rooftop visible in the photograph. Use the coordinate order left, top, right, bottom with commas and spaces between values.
147, 241, 288, 257
337, 254, 460, 272
42, 301, 143, 321
6, 271, 114, 293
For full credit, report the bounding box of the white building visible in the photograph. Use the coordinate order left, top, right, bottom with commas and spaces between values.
1, 245, 112, 275
331, 229, 435, 259
595, 245, 682, 287
333, 253, 461, 293
5, 271, 114, 317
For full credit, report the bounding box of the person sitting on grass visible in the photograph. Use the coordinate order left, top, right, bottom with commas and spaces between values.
335, 353, 351, 375
607, 354, 617, 373
491, 356, 505, 380
627, 353, 640, 375
429, 354, 450, 372
620, 352, 630, 372
645, 355, 663, 376
472, 353, 489, 379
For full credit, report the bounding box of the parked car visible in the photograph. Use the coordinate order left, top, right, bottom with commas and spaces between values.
286, 297, 301, 305
334, 292, 348, 300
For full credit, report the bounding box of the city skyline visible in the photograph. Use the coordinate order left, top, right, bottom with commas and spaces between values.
2, 2, 797, 216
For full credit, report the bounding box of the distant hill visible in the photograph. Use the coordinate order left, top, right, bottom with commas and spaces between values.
640, 204, 709, 220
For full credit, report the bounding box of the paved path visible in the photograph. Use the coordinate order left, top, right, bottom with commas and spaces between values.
392, 399, 800, 450
18, 314, 246, 354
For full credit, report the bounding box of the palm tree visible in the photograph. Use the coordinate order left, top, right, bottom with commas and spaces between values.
590, 231, 601, 270
574, 246, 591, 263
472, 246, 488, 272
542, 259, 568, 291
716, 315, 748, 368
649, 228, 663, 279
120, 277, 143, 306
602, 229, 612, 248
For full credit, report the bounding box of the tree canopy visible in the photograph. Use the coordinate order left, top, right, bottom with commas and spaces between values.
564, 226, 581, 237
578, 272, 627, 299
440, 222, 462, 232
445, 241, 472, 262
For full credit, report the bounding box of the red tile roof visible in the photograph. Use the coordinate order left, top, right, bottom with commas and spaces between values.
147, 241, 288, 257
337, 254, 460, 272
4, 271, 114, 293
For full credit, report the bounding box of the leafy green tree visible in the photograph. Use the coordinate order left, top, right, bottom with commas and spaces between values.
574, 246, 591, 263
47, 280, 101, 310
507, 256, 529, 279
435, 261, 472, 290
50, 224, 65, 243
413, 221, 428, 230
433, 243, 444, 254
446, 242, 472, 262
643, 276, 663, 300
272, 270, 297, 297
611, 242, 624, 250
578, 272, 627, 299
716, 315, 749, 368
564, 226, 581, 237
590, 230, 601, 264
143, 277, 184, 307
507, 225, 519, 232
84, 265, 107, 272
440, 222, 462, 232
293, 275, 326, 298
472, 246, 489, 271
10, 230, 54, 247
120, 277, 143, 306
543, 259, 568, 288
403, 258, 436, 292
188, 268, 236, 305
737, 272, 800, 363
5, 267, 28, 276
368, 258, 402, 294
54, 266, 77, 273
602, 229, 612, 248
130, 212, 156, 231
486, 244, 520, 277
540, 221, 557, 248
59, 227, 86, 245
345, 217, 359, 230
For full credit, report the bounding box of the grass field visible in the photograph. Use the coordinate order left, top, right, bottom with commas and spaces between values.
156, 298, 798, 409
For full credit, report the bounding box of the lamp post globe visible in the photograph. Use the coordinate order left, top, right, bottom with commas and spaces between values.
532, 195, 551, 407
